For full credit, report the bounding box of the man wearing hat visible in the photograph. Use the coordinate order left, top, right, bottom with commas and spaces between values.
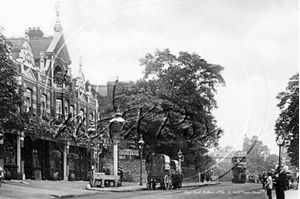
274, 166, 287, 199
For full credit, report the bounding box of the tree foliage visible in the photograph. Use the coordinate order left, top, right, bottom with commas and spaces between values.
114, 49, 225, 168
275, 73, 299, 168
243, 135, 279, 173
0, 32, 22, 131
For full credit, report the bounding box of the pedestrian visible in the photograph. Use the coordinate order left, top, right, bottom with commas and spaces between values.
274, 166, 287, 199
265, 171, 273, 199
105, 164, 111, 175
118, 166, 123, 186
200, 172, 205, 183
262, 171, 268, 189
104, 164, 111, 187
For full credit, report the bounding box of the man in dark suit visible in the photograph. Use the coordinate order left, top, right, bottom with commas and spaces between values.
200, 172, 205, 183
274, 166, 287, 199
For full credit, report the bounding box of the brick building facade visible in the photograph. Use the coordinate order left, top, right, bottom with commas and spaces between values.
1, 16, 98, 181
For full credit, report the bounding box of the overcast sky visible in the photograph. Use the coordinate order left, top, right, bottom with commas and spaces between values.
0, 0, 298, 155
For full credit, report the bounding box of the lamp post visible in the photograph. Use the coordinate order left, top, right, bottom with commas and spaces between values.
178, 149, 183, 171
138, 135, 145, 186
16, 75, 24, 177
109, 112, 125, 177
276, 135, 285, 167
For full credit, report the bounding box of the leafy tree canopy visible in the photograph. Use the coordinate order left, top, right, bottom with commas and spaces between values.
275, 73, 299, 168
0, 32, 22, 131
113, 49, 225, 168
243, 135, 280, 174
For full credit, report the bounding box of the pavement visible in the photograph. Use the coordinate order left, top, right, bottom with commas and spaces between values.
271, 188, 299, 199
0, 179, 219, 198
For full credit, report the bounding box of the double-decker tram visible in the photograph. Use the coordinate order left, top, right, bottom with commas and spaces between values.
231, 151, 247, 183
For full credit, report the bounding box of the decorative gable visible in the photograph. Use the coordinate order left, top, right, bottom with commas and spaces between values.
79, 93, 87, 103
25, 68, 37, 81
46, 32, 71, 64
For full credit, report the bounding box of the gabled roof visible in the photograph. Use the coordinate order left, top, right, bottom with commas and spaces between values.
9, 31, 71, 64
47, 32, 71, 64
9, 37, 53, 59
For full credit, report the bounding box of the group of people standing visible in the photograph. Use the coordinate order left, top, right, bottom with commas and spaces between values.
262, 166, 298, 199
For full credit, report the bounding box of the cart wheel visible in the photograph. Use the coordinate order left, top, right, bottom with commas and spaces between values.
164, 175, 172, 190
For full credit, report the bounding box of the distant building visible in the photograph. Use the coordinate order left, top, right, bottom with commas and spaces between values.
210, 149, 235, 182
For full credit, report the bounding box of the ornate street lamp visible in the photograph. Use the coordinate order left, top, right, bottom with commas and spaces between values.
109, 112, 125, 177
276, 135, 285, 167
138, 135, 145, 186
178, 149, 183, 171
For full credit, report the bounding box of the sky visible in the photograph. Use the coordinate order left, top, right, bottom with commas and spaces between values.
0, 0, 298, 155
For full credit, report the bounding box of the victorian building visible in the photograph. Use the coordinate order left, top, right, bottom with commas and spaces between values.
2, 7, 99, 181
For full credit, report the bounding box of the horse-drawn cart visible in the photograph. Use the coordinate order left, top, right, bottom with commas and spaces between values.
145, 154, 183, 190
170, 159, 183, 189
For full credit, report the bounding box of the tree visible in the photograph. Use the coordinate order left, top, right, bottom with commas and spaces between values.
0, 30, 22, 132
243, 135, 270, 173
114, 49, 225, 168
223, 146, 234, 152
275, 73, 299, 168
265, 154, 279, 171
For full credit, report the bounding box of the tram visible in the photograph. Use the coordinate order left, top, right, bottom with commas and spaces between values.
231, 151, 247, 183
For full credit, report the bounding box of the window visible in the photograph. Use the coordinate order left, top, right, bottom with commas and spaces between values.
64, 101, 69, 116
4, 135, 16, 165
56, 99, 62, 115
25, 89, 32, 112
69, 159, 75, 170
70, 106, 74, 118
89, 113, 93, 125
41, 94, 47, 116
79, 109, 84, 124
33, 149, 40, 167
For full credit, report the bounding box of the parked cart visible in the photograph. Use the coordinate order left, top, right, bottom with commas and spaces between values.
145, 154, 172, 190
170, 159, 183, 189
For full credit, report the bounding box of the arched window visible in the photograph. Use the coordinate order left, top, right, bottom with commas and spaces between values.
54, 65, 63, 79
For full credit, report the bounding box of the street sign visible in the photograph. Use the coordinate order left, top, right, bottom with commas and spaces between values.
119, 149, 139, 156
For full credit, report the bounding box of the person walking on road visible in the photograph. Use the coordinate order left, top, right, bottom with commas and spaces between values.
265, 171, 273, 199
274, 166, 287, 199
